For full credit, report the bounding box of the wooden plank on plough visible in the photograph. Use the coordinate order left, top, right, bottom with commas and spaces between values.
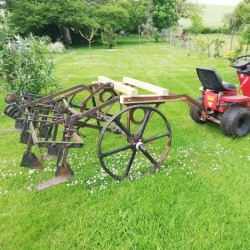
3, 77, 206, 190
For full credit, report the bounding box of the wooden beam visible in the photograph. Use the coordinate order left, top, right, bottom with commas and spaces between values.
98, 76, 138, 97
123, 77, 169, 96
120, 94, 167, 104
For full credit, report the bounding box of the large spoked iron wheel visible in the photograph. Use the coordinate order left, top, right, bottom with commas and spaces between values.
98, 105, 172, 180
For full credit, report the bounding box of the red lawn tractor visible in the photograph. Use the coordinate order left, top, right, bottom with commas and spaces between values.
190, 55, 250, 137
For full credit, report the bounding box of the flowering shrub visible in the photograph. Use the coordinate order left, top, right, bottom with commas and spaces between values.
48, 42, 65, 53
224, 51, 236, 60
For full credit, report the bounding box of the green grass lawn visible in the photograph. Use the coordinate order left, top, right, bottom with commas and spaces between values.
0, 38, 249, 249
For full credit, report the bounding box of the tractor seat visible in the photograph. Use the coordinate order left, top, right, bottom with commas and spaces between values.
196, 67, 237, 92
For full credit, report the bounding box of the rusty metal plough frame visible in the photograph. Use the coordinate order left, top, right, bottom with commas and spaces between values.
4, 77, 206, 190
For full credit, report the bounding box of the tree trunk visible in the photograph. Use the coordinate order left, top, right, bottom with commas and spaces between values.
5, 0, 12, 11
230, 30, 234, 51
58, 26, 64, 42
63, 28, 72, 46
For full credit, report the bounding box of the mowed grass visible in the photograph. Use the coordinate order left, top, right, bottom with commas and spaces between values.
0, 38, 250, 249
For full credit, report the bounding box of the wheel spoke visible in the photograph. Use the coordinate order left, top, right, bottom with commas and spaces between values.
107, 96, 113, 101
138, 108, 152, 137
144, 131, 170, 143
113, 118, 133, 137
101, 144, 132, 158
140, 149, 158, 166
124, 149, 136, 177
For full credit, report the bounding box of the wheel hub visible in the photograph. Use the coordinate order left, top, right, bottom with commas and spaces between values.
135, 141, 147, 152
135, 141, 143, 150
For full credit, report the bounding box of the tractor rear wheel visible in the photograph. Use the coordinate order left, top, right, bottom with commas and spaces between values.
190, 97, 206, 124
220, 106, 250, 138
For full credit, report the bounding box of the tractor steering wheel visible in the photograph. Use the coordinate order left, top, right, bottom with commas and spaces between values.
230, 55, 250, 69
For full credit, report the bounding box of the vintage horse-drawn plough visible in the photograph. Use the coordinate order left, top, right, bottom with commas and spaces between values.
4, 55, 250, 190
3, 76, 205, 189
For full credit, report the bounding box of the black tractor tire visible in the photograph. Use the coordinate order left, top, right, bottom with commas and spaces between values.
190, 97, 206, 124
220, 106, 250, 138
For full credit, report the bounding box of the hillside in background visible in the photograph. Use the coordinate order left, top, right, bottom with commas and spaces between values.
179, 4, 235, 28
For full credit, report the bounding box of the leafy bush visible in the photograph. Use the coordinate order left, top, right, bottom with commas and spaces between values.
212, 38, 225, 58
224, 51, 237, 60
200, 27, 225, 34
141, 22, 158, 42
0, 10, 58, 95
39, 36, 51, 45
196, 38, 212, 55
48, 42, 65, 53
189, 13, 204, 35
101, 25, 116, 49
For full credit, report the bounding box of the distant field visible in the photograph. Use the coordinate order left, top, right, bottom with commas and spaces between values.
179, 4, 235, 28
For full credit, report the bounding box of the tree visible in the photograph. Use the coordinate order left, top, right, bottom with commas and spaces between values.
141, 0, 157, 42
196, 38, 212, 56
176, 0, 203, 19
189, 13, 204, 50
114, 0, 141, 32
94, 2, 132, 48
79, 27, 98, 48
96, 3, 131, 32
9, 0, 89, 45
222, 13, 237, 50
6, 0, 203, 46
152, 0, 178, 30
79, 25, 99, 56
212, 38, 225, 58
222, 13, 236, 32
189, 13, 204, 40
101, 25, 116, 49
231, 0, 250, 54
242, 25, 250, 54
233, 0, 250, 28
9, 0, 48, 35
